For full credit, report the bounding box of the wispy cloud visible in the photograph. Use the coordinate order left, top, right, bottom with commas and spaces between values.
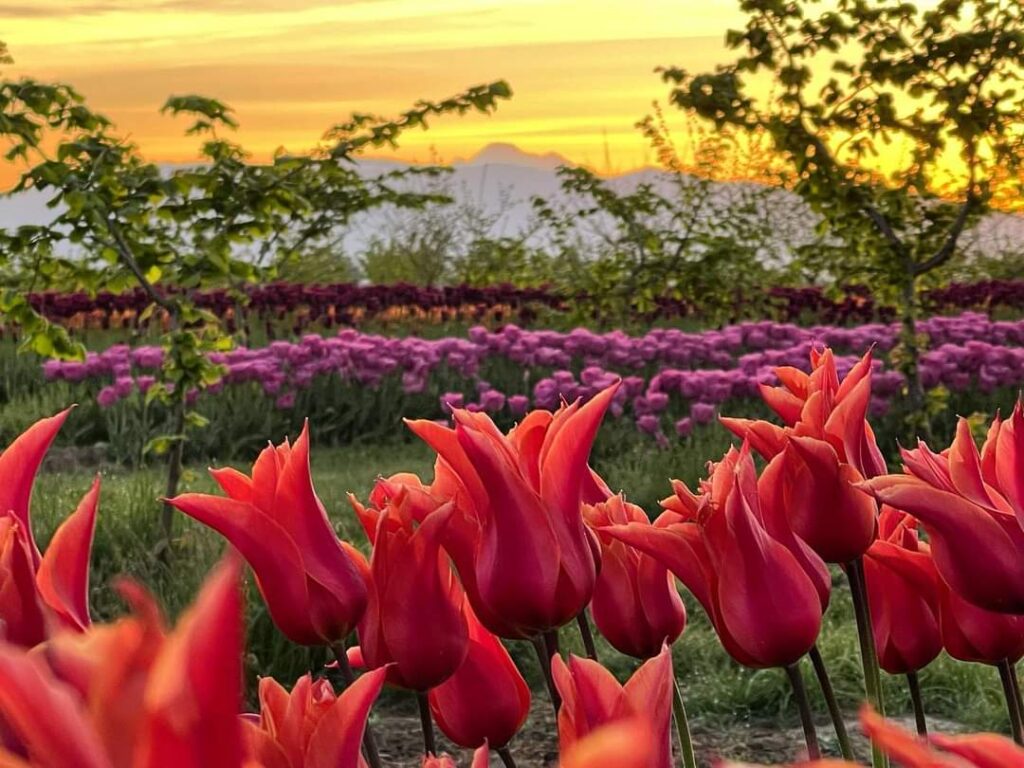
0, 0, 382, 17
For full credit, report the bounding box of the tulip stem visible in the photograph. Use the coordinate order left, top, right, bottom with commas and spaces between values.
905, 672, 927, 736
998, 660, 1024, 745
497, 746, 518, 768
576, 610, 599, 662
847, 558, 889, 768
785, 662, 821, 760
672, 676, 698, 768
331, 643, 385, 768
1010, 663, 1024, 728
809, 644, 854, 759
415, 691, 437, 756
531, 634, 562, 717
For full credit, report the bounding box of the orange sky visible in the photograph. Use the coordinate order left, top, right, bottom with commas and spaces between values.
1, 0, 750, 174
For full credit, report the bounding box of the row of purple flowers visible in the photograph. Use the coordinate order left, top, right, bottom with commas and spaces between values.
25, 279, 1024, 330
42, 312, 1024, 441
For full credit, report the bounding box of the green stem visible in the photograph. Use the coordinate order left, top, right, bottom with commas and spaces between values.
497, 746, 518, 768
809, 644, 854, 759
576, 610, 599, 661
998, 660, 1024, 745
532, 635, 562, 717
416, 691, 436, 755
847, 558, 889, 768
672, 676, 698, 768
785, 661, 821, 760
1010, 663, 1024, 728
906, 671, 927, 736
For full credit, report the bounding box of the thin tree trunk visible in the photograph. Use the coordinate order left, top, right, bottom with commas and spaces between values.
159, 393, 187, 559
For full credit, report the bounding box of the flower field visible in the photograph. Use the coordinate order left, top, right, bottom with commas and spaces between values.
2, 289, 1024, 767
6, 335, 1024, 768
29, 310, 1024, 466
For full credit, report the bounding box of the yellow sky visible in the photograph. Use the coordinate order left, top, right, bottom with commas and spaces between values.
1, 0, 749, 173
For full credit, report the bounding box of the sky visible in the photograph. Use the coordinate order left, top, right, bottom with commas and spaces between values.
1, 0, 750, 174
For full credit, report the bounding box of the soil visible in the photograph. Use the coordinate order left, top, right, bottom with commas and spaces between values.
367, 698, 955, 766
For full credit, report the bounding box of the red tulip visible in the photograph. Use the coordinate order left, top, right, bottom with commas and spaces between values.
862, 508, 942, 674
168, 422, 368, 644
724, 348, 887, 479
558, 720, 654, 768
347, 488, 468, 691
0, 408, 73, 567
0, 411, 100, 646
428, 602, 530, 750
721, 349, 884, 563
582, 495, 685, 659
605, 445, 825, 668
405, 385, 618, 638
0, 555, 247, 768
552, 645, 674, 768
0, 476, 100, 647
242, 668, 386, 768
421, 745, 489, 768
937, 577, 1024, 666
862, 413, 1024, 613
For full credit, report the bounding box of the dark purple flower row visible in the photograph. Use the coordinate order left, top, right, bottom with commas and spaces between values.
23, 279, 1024, 331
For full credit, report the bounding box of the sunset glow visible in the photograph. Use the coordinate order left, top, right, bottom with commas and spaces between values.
1, 0, 753, 174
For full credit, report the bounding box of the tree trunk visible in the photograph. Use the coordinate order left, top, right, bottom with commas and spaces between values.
898, 275, 931, 443
158, 393, 188, 560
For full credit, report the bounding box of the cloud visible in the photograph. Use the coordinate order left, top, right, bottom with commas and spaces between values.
0, 0, 381, 17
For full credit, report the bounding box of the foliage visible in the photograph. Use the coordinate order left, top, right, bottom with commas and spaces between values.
0, 41, 511, 535
661, 0, 1024, 428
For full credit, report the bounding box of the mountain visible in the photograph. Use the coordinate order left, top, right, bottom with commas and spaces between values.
455, 142, 574, 171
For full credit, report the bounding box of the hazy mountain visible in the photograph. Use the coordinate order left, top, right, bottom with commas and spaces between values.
1, 143, 1020, 265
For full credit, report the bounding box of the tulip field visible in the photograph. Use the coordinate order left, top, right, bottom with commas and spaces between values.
3, 282, 1024, 768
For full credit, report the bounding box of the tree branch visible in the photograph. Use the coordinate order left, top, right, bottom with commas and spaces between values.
913, 196, 976, 275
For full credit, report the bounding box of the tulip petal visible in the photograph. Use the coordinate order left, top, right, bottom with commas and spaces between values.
137, 555, 246, 768
274, 424, 368, 629
0, 516, 47, 647
36, 475, 99, 632
559, 720, 654, 768
168, 494, 321, 644
863, 477, 1024, 612
930, 731, 1024, 767
0, 409, 71, 566
0, 645, 110, 768
995, 403, 1024, 519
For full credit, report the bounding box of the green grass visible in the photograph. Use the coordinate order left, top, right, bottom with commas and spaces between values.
30, 439, 1012, 736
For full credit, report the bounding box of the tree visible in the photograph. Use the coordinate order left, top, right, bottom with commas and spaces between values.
532, 108, 816, 325
0, 43, 511, 549
664, 0, 1024, 431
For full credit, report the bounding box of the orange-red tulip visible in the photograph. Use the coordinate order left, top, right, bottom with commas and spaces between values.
242, 668, 386, 768
0, 410, 99, 646
862, 411, 1024, 613
405, 385, 618, 638
0, 555, 247, 768
605, 446, 825, 668
552, 645, 674, 768
558, 719, 654, 768
582, 495, 685, 659
421, 745, 489, 768
428, 603, 530, 750
347, 488, 468, 691
723, 348, 887, 479
168, 422, 367, 644
862, 508, 942, 674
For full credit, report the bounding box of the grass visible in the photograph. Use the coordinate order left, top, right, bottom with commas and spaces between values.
30, 437, 1013, 737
